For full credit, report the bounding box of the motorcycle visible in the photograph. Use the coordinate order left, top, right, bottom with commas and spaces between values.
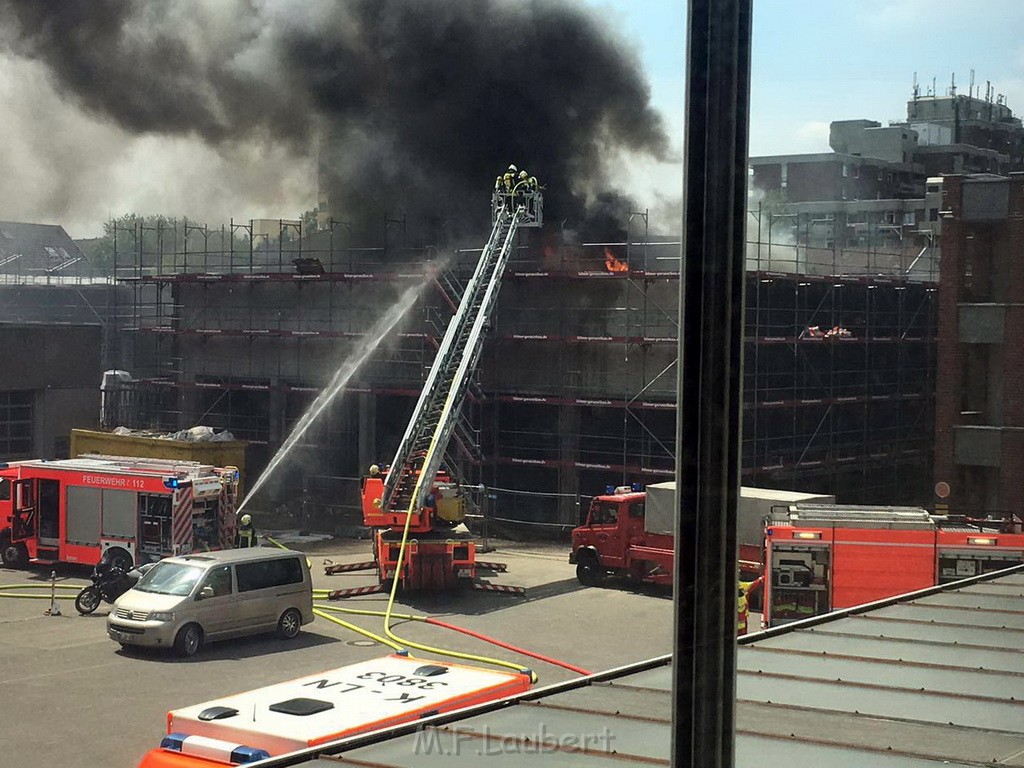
75, 559, 156, 615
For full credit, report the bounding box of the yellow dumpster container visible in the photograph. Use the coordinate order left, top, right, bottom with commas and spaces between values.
70, 428, 248, 495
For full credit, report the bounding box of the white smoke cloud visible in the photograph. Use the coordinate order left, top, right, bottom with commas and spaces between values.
0, 53, 314, 238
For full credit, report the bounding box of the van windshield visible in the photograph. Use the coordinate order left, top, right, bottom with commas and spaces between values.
134, 562, 204, 596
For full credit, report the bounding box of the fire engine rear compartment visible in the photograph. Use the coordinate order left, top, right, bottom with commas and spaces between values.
765, 505, 1024, 627
0, 456, 239, 567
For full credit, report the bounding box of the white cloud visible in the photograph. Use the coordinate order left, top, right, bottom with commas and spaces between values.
796, 121, 832, 151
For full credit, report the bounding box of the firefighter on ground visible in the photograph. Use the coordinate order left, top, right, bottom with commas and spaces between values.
236, 513, 258, 548
737, 575, 764, 636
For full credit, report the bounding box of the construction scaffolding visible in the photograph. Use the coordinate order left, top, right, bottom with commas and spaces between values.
111, 208, 937, 529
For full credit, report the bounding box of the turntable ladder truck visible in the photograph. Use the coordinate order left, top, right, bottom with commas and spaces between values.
357, 175, 543, 592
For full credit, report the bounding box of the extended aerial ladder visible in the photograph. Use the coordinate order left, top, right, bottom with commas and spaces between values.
343, 171, 543, 592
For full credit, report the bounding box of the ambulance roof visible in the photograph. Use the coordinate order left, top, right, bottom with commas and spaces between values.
168, 655, 529, 755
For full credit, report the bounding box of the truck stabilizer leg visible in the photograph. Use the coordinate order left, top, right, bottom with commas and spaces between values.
475, 561, 508, 572
325, 584, 387, 599
471, 582, 526, 596
323, 560, 378, 575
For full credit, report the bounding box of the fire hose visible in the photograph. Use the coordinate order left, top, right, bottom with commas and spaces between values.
265, 539, 587, 680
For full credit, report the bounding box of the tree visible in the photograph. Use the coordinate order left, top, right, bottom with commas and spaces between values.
87, 214, 251, 272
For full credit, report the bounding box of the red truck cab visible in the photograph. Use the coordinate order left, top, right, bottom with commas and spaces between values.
570, 485, 675, 586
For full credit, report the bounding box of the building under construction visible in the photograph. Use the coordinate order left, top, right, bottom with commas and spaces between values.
105, 206, 937, 529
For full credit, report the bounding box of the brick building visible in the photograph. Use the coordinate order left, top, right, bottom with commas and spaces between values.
934, 172, 1024, 515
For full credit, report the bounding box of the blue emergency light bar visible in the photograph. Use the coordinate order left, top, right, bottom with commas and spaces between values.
163, 477, 179, 489
160, 733, 270, 764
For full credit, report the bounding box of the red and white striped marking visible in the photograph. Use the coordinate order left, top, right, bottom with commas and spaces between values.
471, 582, 526, 596
325, 584, 387, 599
475, 561, 508, 572
324, 560, 378, 574
171, 486, 194, 552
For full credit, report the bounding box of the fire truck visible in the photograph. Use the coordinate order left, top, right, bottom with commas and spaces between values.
569, 481, 831, 588
763, 503, 1024, 627
0, 454, 240, 570
354, 173, 543, 591
571, 484, 1024, 630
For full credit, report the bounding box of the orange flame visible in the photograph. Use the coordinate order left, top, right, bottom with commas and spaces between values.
604, 248, 629, 273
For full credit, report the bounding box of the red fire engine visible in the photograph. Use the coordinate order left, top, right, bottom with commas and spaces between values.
0, 454, 240, 570
361, 470, 478, 590
340, 170, 543, 592
569, 482, 823, 588
570, 484, 1024, 632
763, 504, 1024, 627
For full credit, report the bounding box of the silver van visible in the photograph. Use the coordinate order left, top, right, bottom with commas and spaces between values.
107, 547, 314, 657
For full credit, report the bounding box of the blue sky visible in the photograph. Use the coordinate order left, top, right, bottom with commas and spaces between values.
582, 0, 1024, 157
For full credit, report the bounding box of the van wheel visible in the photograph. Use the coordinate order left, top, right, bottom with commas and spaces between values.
277, 608, 302, 640
174, 623, 203, 657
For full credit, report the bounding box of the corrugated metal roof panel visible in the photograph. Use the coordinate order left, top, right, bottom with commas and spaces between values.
273, 564, 1024, 767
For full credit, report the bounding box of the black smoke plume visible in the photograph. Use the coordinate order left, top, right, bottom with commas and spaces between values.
0, 0, 670, 244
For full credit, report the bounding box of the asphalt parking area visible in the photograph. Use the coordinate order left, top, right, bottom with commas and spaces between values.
0, 538, 673, 768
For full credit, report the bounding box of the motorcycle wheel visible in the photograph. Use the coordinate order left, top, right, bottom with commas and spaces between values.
75, 586, 102, 615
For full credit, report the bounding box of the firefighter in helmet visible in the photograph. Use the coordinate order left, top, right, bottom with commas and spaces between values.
236, 513, 258, 548
737, 575, 764, 635
503, 165, 518, 192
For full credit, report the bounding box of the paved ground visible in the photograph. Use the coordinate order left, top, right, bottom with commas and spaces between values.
0, 537, 673, 768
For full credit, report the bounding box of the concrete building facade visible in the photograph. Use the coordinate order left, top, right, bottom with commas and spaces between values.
934, 172, 1024, 517
0, 323, 102, 460
751, 90, 1024, 210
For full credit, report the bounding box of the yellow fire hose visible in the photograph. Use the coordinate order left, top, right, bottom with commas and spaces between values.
268, 522, 537, 680
311, 607, 404, 651
0, 583, 81, 599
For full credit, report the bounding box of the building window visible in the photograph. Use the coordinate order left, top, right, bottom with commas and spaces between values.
842, 164, 849, 177
0, 391, 32, 457
902, 211, 916, 225
780, 163, 788, 188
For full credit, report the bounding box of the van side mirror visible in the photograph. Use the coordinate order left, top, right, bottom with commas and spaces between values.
197, 586, 215, 601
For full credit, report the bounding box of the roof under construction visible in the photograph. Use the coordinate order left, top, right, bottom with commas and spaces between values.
275, 564, 1024, 767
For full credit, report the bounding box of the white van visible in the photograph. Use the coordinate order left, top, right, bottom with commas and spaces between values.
107, 548, 314, 657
